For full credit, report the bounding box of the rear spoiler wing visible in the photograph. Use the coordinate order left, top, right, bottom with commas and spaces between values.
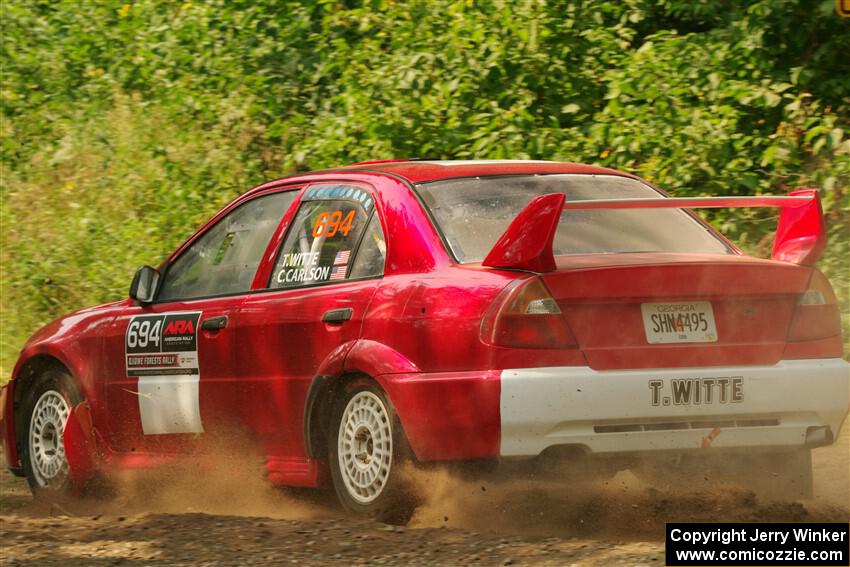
482, 188, 826, 273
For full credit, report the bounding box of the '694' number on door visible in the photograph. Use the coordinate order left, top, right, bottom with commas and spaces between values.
127, 317, 161, 351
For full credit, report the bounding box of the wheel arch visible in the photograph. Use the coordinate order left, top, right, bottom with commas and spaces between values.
4, 353, 78, 471
305, 372, 399, 460
303, 340, 419, 459
13, 354, 77, 432
303, 373, 346, 459
13, 341, 93, 399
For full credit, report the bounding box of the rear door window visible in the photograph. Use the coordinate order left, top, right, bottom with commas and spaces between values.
270, 184, 377, 288
349, 213, 386, 279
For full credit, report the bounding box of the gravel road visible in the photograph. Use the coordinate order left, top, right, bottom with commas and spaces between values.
2, 428, 847, 566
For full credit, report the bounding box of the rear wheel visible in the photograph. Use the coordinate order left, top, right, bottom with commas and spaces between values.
328, 379, 417, 524
19, 369, 82, 494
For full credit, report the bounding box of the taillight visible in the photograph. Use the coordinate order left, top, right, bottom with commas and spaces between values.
787, 270, 841, 342
480, 277, 577, 349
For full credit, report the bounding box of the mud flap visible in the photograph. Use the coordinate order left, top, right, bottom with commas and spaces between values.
62, 401, 99, 495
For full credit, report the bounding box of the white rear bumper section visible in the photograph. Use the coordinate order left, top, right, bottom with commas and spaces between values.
500, 358, 850, 456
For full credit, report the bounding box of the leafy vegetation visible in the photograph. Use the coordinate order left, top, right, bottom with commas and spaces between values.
1, 0, 848, 375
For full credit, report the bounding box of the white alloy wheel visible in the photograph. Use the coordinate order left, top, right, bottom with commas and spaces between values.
337, 390, 393, 504
28, 389, 71, 487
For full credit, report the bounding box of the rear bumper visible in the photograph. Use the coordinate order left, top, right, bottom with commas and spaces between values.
501, 358, 850, 456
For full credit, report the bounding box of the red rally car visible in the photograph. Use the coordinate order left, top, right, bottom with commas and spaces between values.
1, 160, 848, 516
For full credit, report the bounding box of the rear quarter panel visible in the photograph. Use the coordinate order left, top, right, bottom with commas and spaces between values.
361, 268, 510, 373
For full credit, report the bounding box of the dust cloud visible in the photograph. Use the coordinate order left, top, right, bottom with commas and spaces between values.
407, 426, 849, 539
18, 425, 848, 542
408, 469, 847, 540
29, 434, 336, 521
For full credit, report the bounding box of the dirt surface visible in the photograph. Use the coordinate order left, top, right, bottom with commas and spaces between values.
2, 428, 848, 566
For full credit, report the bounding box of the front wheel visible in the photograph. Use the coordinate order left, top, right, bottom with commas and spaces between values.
328, 379, 417, 524
19, 368, 82, 495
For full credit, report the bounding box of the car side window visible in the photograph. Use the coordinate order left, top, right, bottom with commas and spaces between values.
158, 191, 297, 301
349, 213, 386, 279
270, 184, 375, 289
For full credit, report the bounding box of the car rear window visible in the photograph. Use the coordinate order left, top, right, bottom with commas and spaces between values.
415, 174, 731, 263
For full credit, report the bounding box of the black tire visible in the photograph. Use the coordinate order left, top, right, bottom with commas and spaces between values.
327, 377, 418, 524
19, 368, 82, 495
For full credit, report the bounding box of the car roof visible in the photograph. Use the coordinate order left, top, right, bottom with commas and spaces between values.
249, 160, 636, 194
328, 159, 633, 184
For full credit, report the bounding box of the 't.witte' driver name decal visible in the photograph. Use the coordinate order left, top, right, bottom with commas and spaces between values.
125, 312, 203, 435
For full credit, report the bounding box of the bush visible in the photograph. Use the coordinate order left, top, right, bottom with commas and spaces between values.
2, 0, 848, 375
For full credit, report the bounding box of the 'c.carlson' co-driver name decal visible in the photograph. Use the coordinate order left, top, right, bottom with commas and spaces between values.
125, 311, 204, 435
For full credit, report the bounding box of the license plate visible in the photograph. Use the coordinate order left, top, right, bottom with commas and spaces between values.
641, 301, 718, 344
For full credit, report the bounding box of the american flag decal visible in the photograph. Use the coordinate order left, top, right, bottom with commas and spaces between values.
334, 250, 351, 265
329, 266, 347, 281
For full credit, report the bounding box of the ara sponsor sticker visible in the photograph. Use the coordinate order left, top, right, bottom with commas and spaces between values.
124, 311, 203, 435
126, 312, 200, 357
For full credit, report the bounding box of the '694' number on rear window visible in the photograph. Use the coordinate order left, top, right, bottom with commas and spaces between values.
313, 210, 356, 238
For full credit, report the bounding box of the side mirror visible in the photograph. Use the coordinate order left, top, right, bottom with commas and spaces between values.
129, 266, 160, 304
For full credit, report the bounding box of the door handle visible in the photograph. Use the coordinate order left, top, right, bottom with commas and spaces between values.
201, 316, 228, 331
322, 308, 353, 324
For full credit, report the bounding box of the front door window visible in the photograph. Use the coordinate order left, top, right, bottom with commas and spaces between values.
159, 191, 297, 301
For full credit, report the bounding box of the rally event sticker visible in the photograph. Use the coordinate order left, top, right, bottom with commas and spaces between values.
125, 312, 203, 435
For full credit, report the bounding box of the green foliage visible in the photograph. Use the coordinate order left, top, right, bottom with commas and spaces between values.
2, 0, 849, 375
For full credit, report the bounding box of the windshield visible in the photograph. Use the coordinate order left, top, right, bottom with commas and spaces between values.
416, 174, 731, 263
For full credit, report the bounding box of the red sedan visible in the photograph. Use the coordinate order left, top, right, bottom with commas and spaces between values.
1, 160, 847, 518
